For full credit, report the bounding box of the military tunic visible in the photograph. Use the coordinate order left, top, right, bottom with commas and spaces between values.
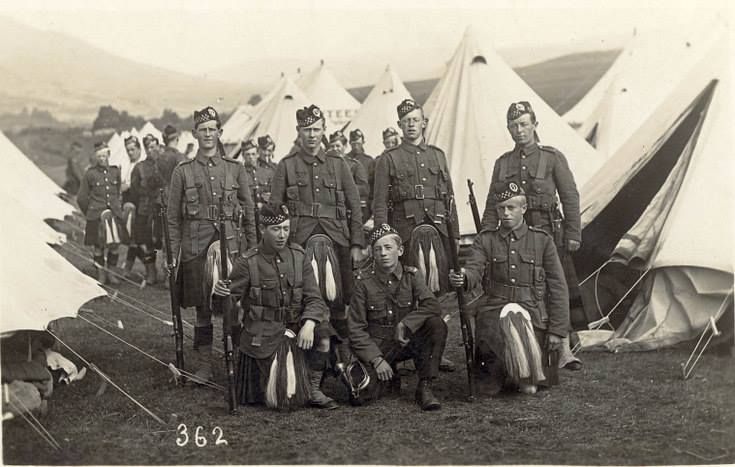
78, 163, 125, 247
349, 263, 448, 389
254, 158, 276, 203
463, 222, 569, 339
481, 143, 580, 244
372, 140, 459, 243
270, 146, 364, 248
343, 155, 371, 221
128, 157, 164, 248
347, 149, 375, 215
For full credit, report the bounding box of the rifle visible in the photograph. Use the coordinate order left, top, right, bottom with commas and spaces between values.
159, 189, 185, 381
445, 195, 476, 401
252, 187, 261, 243
467, 179, 482, 232
218, 196, 238, 414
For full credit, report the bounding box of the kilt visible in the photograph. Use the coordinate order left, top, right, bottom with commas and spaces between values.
176, 253, 207, 309
84, 217, 128, 247
132, 214, 162, 250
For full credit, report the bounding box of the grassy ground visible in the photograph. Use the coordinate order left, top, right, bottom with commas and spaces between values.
2, 240, 734, 465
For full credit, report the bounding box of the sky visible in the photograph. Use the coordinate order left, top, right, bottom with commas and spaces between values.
0, 0, 730, 81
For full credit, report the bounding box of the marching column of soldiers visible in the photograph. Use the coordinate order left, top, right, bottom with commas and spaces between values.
73, 97, 585, 412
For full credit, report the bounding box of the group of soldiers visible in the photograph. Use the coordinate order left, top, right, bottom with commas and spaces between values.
73, 96, 585, 412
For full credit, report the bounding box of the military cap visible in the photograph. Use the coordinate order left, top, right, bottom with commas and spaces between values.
382, 127, 399, 139
241, 139, 257, 152
296, 105, 324, 127
506, 101, 536, 121
397, 98, 421, 120
94, 141, 109, 153
123, 135, 140, 147
349, 128, 364, 142
257, 134, 275, 149
329, 130, 347, 145
369, 223, 401, 246
162, 124, 179, 142
494, 181, 526, 202
142, 133, 159, 145
260, 204, 290, 226
193, 106, 221, 128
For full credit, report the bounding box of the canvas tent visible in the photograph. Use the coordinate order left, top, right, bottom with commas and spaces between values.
298, 61, 360, 130
576, 32, 732, 351
563, 18, 726, 160
138, 121, 162, 143
228, 75, 310, 162
345, 65, 412, 157
220, 104, 256, 145
424, 27, 605, 236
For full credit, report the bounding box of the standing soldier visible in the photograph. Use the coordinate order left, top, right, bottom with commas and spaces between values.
167, 106, 257, 383
128, 136, 165, 285
238, 139, 259, 195
328, 130, 371, 224
269, 104, 366, 408
77, 142, 125, 285
382, 127, 401, 151
255, 135, 278, 204
480, 101, 583, 371
159, 125, 187, 185
347, 129, 375, 214
349, 224, 447, 410
120, 136, 145, 278
212, 204, 332, 410
450, 182, 568, 394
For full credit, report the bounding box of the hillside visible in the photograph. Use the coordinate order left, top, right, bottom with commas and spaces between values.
0, 16, 253, 123
348, 49, 620, 113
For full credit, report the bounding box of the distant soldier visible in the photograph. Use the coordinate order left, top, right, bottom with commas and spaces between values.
63, 141, 89, 195
382, 127, 401, 151
159, 125, 187, 187
349, 224, 447, 410
347, 128, 376, 203
451, 182, 569, 394
255, 135, 278, 204
77, 142, 125, 285
269, 104, 366, 408
120, 136, 144, 273
480, 101, 583, 371
167, 106, 257, 383
127, 136, 165, 285
212, 204, 332, 410
328, 130, 371, 223
238, 138, 259, 197
372, 99, 459, 371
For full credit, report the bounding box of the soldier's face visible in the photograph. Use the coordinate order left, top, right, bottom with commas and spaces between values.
243, 148, 258, 166
328, 140, 344, 155
95, 149, 110, 166
194, 121, 222, 151
260, 220, 290, 251
398, 108, 426, 141
496, 196, 527, 230
297, 119, 325, 152
144, 140, 159, 156
258, 145, 274, 160
125, 142, 141, 162
350, 138, 364, 152
383, 135, 400, 149
373, 235, 403, 272
507, 114, 537, 146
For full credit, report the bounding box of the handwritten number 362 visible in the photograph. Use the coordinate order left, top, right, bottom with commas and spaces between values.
176, 424, 228, 447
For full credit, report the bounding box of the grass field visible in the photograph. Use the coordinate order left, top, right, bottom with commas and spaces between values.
2, 234, 734, 465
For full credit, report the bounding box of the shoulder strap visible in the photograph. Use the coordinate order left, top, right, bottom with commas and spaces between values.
247, 252, 262, 305
182, 162, 195, 189
498, 154, 509, 180
291, 247, 303, 286
535, 149, 549, 179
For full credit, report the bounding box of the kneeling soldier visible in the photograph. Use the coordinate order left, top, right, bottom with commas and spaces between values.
449, 181, 568, 394
349, 224, 447, 410
213, 204, 336, 410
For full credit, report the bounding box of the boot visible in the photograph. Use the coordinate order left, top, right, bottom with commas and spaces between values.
123, 247, 137, 278
93, 255, 107, 284
308, 370, 338, 410
191, 345, 214, 385
415, 379, 441, 411
106, 251, 120, 285
558, 335, 583, 371
144, 261, 157, 285
439, 355, 456, 372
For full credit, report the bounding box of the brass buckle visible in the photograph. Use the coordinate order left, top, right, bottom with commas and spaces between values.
414, 184, 425, 200
208, 204, 218, 220
311, 203, 320, 217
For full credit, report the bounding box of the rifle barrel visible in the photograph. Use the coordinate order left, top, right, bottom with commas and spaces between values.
160, 189, 185, 377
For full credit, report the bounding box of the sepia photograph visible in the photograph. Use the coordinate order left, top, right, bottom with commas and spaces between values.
0, 0, 732, 465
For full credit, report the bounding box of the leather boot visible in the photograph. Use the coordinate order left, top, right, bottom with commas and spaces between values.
144, 261, 157, 285
415, 379, 441, 411
93, 255, 107, 284
106, 251, 120, 285
308, 370, 338, 410
123, 247, 137, 278
191, 345, 214, 385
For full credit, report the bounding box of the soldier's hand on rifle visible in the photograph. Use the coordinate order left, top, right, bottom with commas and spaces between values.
213, 279, 232, 297
373, 357, 394, 382
546, 333, 563, 352
363, 217, 374, 231
350, 246, 367, 264
395, 321, 410, 347
167, 259, 177, 273
297, 319, 315, 350
567, 239, 581, 253
448, 268, 466, 289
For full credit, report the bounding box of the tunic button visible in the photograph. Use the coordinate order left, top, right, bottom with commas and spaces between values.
313, 162, 317, 167
510, 278, 516, 283
522, 166, 527, 170
511, 250, 516, 254
210, 176, 215, 180
106, 186, 109, 190
315, 188, 320, 192
521, 180, 527, 184
421, 177, 427, 182
276, 259, 281, 263
511, 264, 517, 269
420, 163, 425, 167
104, 178, 108, 182
280, 274, 284, 278
424, 208, 428, 212
521, 155, 526, 159
315, 175, 319, 179
213, 192, 217, 196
